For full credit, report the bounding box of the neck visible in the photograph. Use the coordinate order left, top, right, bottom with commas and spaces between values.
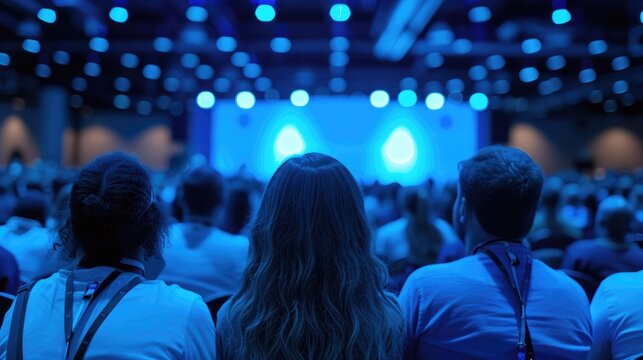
466, 232, 524, 254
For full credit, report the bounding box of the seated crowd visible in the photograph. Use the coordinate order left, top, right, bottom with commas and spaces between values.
0, 146, 640, 359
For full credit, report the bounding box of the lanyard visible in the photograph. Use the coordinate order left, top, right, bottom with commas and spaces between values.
477, 241, 535, 360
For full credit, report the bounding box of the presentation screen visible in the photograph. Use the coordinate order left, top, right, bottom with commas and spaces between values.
211, 97, 485, 185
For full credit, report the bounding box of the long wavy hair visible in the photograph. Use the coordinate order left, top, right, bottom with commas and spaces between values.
226, 153, 404, 359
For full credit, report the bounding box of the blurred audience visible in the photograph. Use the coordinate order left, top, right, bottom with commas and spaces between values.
0, 247, 19, 294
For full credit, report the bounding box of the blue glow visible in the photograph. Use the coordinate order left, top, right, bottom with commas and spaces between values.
35, 64, 51, 78
274, 125, 307, 163
519, 67, 539, 82
52, 51, 70, 65
89, 37, 109, 52
231, 52, 250, 67
37, 8, 56, 23
243, 63, 262, 78
546, 55, 566, 70
236, 91, 256, 109
493, 79, 510, 94
163, 77, 180, 92
397, 90, 417, 107
468, 6, 491, 23
588, 40, 607, 55
579, 68, 596, 83
640, 11, 643, 24
216, 37, 237, 52
446, 79, 464, 92
485, 55, 505, 70
136, 101, 153, 115
329, 4, 351, 22
114, 77, 131, 92
552, 9, 571, 24
271, 37, 291, 53
469, 65, 487, 81
22, 39, 40, 53
612, 56, 630, 71
330, 37, 350, 52
84, 62, 101, 77
71, 77, 87, 91
109, 7, 128, 23
153, 37, 173, 52
290, 90, 309, 107
120, 53, 139, 68
0, 53, 10, 66
521, 38, 542, 54
255, 77, 272, 92
181, 53, 200, 68
383, 127, 417, 172
424, 52, 444, 68
255, 5, 276, 22
370, 90, 390, 108
329, 77, 347, 92
589, 90, 603, 103
186, 6, 208, 22
613, 80, 629, 94
143, 64, 161, 80
113, 94, 131, 110
196, 64, 214, 80
469, 93, 488, 111
214, 78, 231, 93
604, 99, 617, 113
425, 93, 445, 110
197, 91, 216, 109
329, 52, 349, 67
400, 77, 418, 90
452, 39, 472, 54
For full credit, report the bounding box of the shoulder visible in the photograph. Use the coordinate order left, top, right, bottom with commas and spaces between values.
596, 270, 643, 294
138, 280, 205, 308
407, 255, 479, 287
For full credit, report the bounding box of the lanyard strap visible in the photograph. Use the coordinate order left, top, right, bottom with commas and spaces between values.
480, 242, 535, 360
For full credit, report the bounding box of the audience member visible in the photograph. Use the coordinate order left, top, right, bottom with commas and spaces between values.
217, 153, 404, 359
219, 185, 253, 236
0, 152, 215, 359
590, 270, 643, 360
561, 195, 643, 282
158, 165, 249, 301
398, 146, 592, 359
0, 246, 19, 294
530, 177, 582, 245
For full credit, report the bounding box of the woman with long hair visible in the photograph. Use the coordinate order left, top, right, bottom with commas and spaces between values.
217, 153, 404, 359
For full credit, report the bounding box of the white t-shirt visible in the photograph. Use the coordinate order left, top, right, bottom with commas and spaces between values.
0, 266, 215, 359
590, 271, 643, 360
158, 223, 249, 300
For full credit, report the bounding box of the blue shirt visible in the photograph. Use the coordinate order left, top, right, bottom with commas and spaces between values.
399, 241, 592, 360
561, 239, 643, 282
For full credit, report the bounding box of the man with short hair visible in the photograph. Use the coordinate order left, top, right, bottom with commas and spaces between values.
158, 165, 249, 302
399, 146, 592, 359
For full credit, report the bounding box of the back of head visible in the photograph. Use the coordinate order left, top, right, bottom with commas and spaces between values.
61, 152, 166, 261
13, 190, 47, 226
231, 153, 402, 359
220, 186, 252, 234
595, 195, 634, 240
401, 187, 444, 265
181, 164, 224, 218
459, 145, 544, 239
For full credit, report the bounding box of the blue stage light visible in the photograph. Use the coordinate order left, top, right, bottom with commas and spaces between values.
236, 91, 256, 109
578, 68, 596, 83
469, 65, 487, 81
120, 53, 139, 68
398, 90, 417, 107
383, 127, 417, 169
231, 52, 250, 67
271, 37, 291, 53
89, 37, 109, 52
552, 9, 571, 24
196, 91, 216, 109
163, 78, 180, 92
640, 11, 643, 24
84, 62, 101, 77
22, 39, 40, 53
143, 64, 161, 80
255, 77, 272, 92
400, 77, 418, 90
329, 52, 349, 67
424, 52, 444, 68
290, 90, 310, 107
613, 80, 628, 94
53, 51, 70, 65
485, 55, 505, 70
329, 77, 347, 92
136, 101, 153, 115
519, 67, 539, 82
274, 125, 306, 163
186, 6, 208, 22
612, 56, 630, 71
181, 53, 200, 68
588, 40, 607, 55
214, 78, 231, 93
37, 8, 56, 23
196, 64, 214, 80
109, 7, 128, 23
0, 53, 10, 66
589, 90, 603, 103
546, 55, 566, 70
113, 94, 131, 110
329, 4, 351, 22
370, 90, 390, 108
446, 79, 464, 92
35, 64, 51, 78
243, 63, 262, 78
71, 77, 87, 92
493, 79, 510, 94
216, 37, 237, 52
521, 38, 542, 54
425, 93, 445, 110
255, 5, 276, 22
452, 39, 472, 54
469, 93, 488, 111
330, 37, 350, 52
468, 6, 491, 23
153, 37, 173, 53
114, 77, 131, 92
